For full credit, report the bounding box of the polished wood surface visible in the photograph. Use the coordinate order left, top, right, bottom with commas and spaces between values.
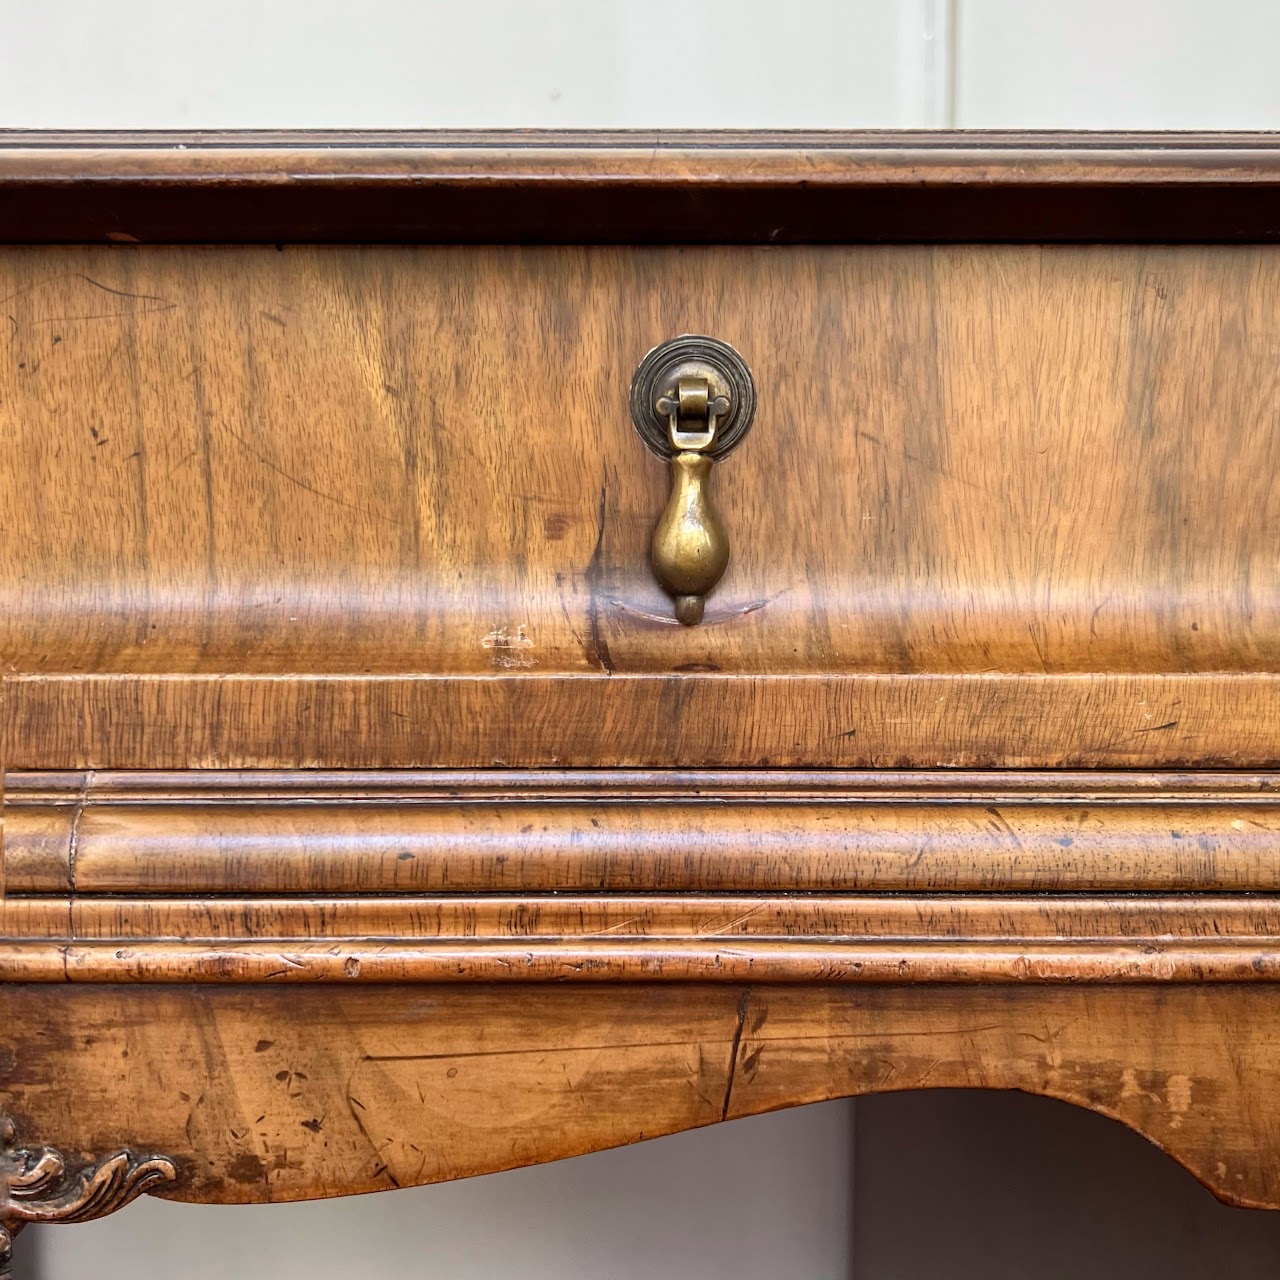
6, 137, 1280, 1267
5, 902, 1280, 984
3, 242, 1280, 772
9, 768, 1280, 896
11, 671, 1280, 770
5, 984, 1280, 1210
2, 244, 1278, 678
7, 768, 1280, 985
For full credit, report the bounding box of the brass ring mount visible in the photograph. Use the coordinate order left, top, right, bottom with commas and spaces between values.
630, 335, 756, 461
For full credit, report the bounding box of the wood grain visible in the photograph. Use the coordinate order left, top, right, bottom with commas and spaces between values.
13, 891, 1280, 941
5, 241, 1279, 767
2, 244, 1278, 680
8, 673, 1280, 770
7, 141, 1280, 1236
6, 937, 1280, 986
6, 889, 1280, 984
9, 768, 1280, 895
5, 983, 1280, 1209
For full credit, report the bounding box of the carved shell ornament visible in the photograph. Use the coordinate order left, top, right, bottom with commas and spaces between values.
1, 1115, 177, 1274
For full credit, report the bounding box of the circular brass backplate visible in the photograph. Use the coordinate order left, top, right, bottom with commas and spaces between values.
630, 335, 756, 460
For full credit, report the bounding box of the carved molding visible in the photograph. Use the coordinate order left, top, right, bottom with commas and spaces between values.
1, 1115, 177, 1272
10, 766, 1280, 896
7, 767, 1280, 985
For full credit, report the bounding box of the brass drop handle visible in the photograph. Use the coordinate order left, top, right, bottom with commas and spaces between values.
630, 336, 756, 625
651, 378, 730, 625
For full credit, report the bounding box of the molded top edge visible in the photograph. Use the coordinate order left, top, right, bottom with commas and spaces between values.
3, 130, 1280, 243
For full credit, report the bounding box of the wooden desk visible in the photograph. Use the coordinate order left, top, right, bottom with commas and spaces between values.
4, 131, 1280, 1271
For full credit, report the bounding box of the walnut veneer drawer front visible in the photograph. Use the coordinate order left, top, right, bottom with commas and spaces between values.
6, 134, 1280, 1266
4, 239, 1280, 768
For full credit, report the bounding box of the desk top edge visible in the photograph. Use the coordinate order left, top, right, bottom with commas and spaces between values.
5, 129, 1280, 242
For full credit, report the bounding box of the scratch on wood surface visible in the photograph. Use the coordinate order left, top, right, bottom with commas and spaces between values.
584, 481, 615, 675
985, 805, 1026, 854
720, 988, 751, 1121
607, 592, 784, 628
217, 420, 397, 523
66, 769, 93, 895
480, 624, 536, 670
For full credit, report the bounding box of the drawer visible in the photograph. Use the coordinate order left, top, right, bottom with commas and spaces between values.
3, 237, 1280, 768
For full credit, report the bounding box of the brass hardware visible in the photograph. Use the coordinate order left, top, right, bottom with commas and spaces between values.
630, 336, 756, 625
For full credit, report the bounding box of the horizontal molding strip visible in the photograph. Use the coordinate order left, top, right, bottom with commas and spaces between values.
4, 892, 1280, 984
12, 767, 1280, 800
8, 887, 1280, 983
9, 673, 1280, 771
7, 768, 1280, 896
3, 130, 1280, 243
3, 938, 1280, 985
8, 892, 1280, 939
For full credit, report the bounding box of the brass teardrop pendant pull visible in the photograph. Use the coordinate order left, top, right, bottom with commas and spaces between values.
651, 378, 730, 625
630, 336, 756, 625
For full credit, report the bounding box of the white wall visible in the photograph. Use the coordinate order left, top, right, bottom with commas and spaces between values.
8, 4, 1280, 1277
34, 1102, 854, 1280
856, 1091, 1280, 1278
955, 0, 1280, 129
5, 0, 1280, 130
0, 0, 950, 129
